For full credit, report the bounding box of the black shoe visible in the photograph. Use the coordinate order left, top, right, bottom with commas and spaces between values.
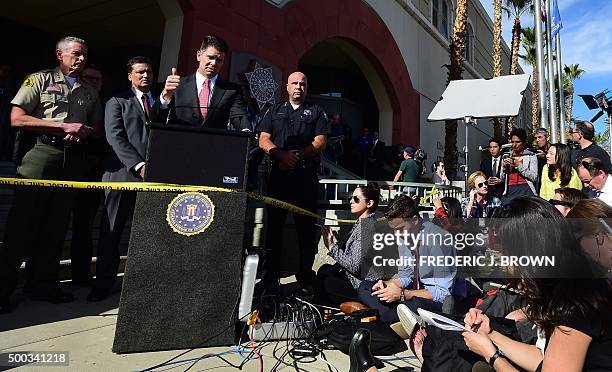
72, 277, 93, 287
254, 278, 281, 298
87, 287, 111, 302
0, 297, 11, 314
31, 288, 74, 304
349, 329, 385, 372
294, 283, 315, 299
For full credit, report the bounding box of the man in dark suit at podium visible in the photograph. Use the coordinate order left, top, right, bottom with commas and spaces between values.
87, 56, 155, 302
158, 35, 249, 131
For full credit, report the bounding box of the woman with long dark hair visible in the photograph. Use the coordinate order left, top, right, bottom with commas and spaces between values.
539, 143, 582, 200
462, 197, 611, 371
316, 183, 381, 307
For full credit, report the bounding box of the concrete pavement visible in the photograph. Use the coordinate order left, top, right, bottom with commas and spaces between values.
0, 284, 420, 372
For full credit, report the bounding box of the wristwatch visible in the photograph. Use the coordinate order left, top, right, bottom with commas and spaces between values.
488, 348, 505, 367
399, 289, 405, 302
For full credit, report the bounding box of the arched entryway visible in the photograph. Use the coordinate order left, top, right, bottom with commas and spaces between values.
298, 37, 396, 177
173, 0, 420, 146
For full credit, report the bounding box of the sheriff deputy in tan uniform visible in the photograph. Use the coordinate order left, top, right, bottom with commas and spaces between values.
0, 36, 103, 313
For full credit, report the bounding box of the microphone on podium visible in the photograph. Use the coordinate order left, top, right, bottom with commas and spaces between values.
478, 143, 512, 151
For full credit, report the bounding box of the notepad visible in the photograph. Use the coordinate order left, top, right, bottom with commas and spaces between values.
417, 308, 473, 332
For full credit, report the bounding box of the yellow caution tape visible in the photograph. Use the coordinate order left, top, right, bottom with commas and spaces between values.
419, 185, 440, 205
0, 177, 441, 225
0, 177, 357, 223
0, 177, 229, 193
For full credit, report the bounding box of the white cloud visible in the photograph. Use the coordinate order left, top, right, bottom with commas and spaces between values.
478, 0, 612, 76
558, 0, 582, 12
560, 6, 612, 75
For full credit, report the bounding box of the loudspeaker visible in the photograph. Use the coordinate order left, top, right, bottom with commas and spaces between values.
112, 191, 247, 353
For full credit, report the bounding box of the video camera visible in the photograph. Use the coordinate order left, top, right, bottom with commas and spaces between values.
413, 148, 427, 176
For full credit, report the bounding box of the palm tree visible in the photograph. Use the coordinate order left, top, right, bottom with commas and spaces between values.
564, 63, 585, 124
443, 0, 469, 178
505, 0, 532, 74
504, 0, 532, 133
519, 27, 538, 133
492, 0, 504, 139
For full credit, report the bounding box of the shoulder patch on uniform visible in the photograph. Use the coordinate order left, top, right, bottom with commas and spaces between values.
22, 77, 34, 87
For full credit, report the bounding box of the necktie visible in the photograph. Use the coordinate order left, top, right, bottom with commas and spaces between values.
493, 158, 498, 176
141, 93, 151, 121
199, 79, 210, 119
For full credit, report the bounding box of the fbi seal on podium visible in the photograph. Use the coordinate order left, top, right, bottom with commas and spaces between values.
166, 192, 215, 236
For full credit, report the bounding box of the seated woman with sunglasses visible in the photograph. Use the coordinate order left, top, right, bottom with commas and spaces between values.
316, 183, 381, 307
431, 161, 451, 185
461, 171, 501, 218
461, 197, 612, 372
539, 143, 582, 201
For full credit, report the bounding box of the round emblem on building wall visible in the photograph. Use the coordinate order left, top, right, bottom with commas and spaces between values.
166, 192, 215, 236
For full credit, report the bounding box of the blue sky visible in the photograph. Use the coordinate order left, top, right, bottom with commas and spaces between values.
480, 0, 612, 135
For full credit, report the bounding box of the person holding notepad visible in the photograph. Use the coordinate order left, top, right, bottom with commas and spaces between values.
461, 198, 611, 372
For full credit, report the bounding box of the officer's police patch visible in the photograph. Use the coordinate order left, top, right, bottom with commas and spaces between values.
22, 77, 34, 87
166, 192, 215, 236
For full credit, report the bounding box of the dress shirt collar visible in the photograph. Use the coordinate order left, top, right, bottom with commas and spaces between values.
195, 71, 218, 90
132, 87, 152, 107
598, 175, 612, 201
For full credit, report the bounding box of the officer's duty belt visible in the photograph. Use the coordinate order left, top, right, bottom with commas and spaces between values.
272, 157, 319, 170
38, 134, 65, 148
38, 134, 90, 151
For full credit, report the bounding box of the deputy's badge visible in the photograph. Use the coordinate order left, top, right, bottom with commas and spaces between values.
166, 192, 215, 236
22, 77, 34, 87
303, 109, 312, 116
45, 83, 62, 93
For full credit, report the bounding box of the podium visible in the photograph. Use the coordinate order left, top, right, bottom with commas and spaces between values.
113, 124, 252, 353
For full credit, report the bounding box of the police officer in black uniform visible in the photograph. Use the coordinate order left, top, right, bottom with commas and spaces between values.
258, 71, 329, 294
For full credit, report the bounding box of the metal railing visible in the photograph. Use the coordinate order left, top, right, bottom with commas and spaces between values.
319, 179, 464, 207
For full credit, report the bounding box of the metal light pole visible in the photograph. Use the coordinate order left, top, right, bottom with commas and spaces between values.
534, 0, 549, 131
556, 33, 567, 144
463, 116, 476, 190
609, 114, 612, 157
545, 0, 558, 141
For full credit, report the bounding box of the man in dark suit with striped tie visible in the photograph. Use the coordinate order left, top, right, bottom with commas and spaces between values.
479, 138, 504, 199
157, 35, 249, 131
88, 56, 155, 302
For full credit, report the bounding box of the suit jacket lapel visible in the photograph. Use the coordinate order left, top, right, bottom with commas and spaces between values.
129, 95, 147, 122
205, 78, 227, 125
183, 74, 200, 123
125, 92, 148, 146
